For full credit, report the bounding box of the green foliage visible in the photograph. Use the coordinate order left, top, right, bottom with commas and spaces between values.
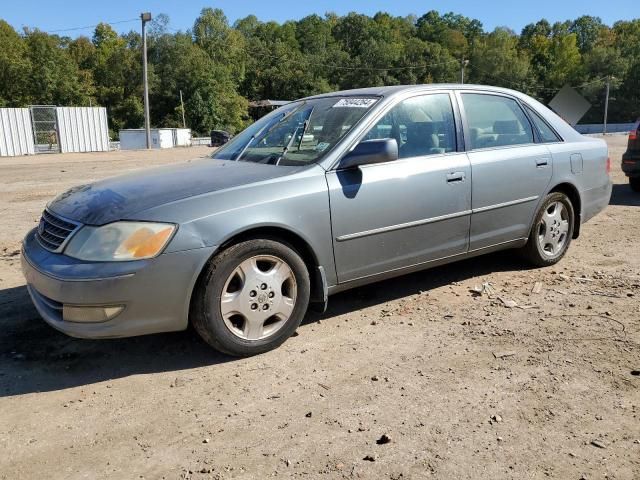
24, 29, 91, 106
0, 20, 31, 106
470, 28, 531, 93
0, 9, 637, 135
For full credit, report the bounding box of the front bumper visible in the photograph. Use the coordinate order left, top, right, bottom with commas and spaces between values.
21, 228, 215, 339
621, 151, 640, 178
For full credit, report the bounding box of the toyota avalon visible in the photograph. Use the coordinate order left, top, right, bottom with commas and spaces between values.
21, 85, 612, 356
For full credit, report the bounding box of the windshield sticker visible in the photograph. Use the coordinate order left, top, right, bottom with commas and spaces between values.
315, 142, 331, 151
332, 98, 377, 108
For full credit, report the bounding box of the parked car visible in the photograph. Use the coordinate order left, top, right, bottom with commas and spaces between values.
210, 130, 231, 147
622, 119, 640, 192
22, 85, 612, 356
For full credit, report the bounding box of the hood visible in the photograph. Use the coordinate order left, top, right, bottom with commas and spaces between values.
47, 159, 300, 225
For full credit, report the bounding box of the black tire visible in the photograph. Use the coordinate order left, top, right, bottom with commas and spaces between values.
520, 192, 575, 267
630, 177, 640, 193
191, 238, 310, 357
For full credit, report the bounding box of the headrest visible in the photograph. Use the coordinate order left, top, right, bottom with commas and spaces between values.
406, 122, 436, 142
493, 120, 520, 134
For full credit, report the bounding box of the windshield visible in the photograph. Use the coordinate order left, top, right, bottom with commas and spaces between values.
212, 96, 379, 166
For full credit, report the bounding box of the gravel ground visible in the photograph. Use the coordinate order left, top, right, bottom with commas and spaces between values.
0, 138, 638, 480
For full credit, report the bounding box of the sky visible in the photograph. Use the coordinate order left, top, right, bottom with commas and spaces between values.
1, 0, 635, 36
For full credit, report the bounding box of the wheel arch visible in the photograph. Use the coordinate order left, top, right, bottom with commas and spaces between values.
188, 225, 327, 322
217, 225, 322, 268
548, 182, 582, 239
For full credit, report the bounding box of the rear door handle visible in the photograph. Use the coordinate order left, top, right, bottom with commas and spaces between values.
446, 171, 465, 183
536, 157, 550, 167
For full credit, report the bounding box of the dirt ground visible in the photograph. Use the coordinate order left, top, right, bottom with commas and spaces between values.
0, 138, 638, 480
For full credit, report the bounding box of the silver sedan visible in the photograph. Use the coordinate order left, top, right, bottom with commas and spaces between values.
21, 84, 612, 356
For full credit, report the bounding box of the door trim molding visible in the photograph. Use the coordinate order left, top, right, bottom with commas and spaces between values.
472, 195, 539, 214
334, 195, 539, 243
335, 209, 472, 242
328, 237, 528, 293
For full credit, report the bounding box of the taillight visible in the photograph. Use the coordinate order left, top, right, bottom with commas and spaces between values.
606, 156, 611, 175
630, 131, 638, 141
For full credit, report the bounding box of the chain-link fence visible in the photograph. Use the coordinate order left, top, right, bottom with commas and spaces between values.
30, 105, 59, 153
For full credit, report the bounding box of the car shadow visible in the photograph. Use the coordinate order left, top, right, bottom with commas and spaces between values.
610, 182, 640, 206
0, 250, 528, 398
307, 250, 530, 322
0, 285, 232, 397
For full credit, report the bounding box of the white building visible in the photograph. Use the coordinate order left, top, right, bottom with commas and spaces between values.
119, 128, 192, 150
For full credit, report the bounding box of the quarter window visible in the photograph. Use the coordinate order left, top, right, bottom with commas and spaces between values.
524, 105, 562, 143
365, 94, 456, 159
461, 94, 534, 150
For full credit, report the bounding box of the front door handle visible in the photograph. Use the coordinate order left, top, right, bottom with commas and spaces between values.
446, 171, 465, 183
536, 157, 550, 167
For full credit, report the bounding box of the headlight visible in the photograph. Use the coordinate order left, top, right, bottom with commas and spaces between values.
64, 222, 176, 261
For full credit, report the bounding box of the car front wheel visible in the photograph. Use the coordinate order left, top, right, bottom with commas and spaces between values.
520, 192, 575, 267
630, 177, 640, 192
191, 238, 310, 356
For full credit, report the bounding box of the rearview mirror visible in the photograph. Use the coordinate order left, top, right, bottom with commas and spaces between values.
340, 138, 398, 169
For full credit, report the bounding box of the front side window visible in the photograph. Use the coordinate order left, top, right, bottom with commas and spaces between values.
524, 105, 562, 143
212, 96, 379, 166
462, 94, 534, 150
364, 93, 456, 159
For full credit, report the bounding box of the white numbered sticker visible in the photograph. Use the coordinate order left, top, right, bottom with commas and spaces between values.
332, 98, 377, 108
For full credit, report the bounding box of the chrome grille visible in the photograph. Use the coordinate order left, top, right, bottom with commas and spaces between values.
36, 210, 80, 252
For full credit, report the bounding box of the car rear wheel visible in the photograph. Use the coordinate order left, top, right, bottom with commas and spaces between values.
520, 192, 574, 267
191, 238, 310, 356
630, 177, 640, 192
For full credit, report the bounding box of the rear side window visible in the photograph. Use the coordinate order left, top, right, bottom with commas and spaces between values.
524, 105, 562, 143
365, 93, 456, 159
461, 94, 534, 150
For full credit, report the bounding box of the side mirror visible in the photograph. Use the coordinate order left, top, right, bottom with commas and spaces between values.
340, 138, 398, 169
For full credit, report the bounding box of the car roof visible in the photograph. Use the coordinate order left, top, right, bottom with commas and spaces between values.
301, 83, 585, 160
301, 84, 527, 101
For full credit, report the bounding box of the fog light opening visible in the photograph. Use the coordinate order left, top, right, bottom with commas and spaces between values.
62, 305, 125, 323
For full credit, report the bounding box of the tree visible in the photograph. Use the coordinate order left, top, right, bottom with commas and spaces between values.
24, 29, 90, 106
193, 8, 246, 83
151, 32, 247, 134
0, 8, 637, 131
570, 15, 604, 53
547, 33, 582, 88
470, 28, 531, 92
90, 23, 142, 131
0, 21, 31, 107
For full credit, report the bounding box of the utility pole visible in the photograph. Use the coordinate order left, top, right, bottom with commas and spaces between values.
460, 58, 469, 84
179, 90, 186, 128
141, 12, 152, 149
603, 76, 611, 135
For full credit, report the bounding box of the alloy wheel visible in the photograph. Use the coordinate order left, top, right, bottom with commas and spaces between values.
537, 201, 570, 257
220, 255, 297, 340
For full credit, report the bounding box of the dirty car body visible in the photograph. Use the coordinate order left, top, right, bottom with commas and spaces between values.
622, 119, 640, 191
21, 85, 612, 354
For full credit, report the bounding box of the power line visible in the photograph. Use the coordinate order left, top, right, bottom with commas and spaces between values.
45, 18, 138, 34
36, 20, 616, 93
467, 62, 612, 94
251, 52, 461, 71
147, 30, 459, 71
139, 36, 459, 71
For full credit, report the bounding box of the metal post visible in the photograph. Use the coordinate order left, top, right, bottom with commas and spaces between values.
141, 12, 152, 149
603, 76, 610, 135
460, 58, 469, 84
179, 90, 186, 128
